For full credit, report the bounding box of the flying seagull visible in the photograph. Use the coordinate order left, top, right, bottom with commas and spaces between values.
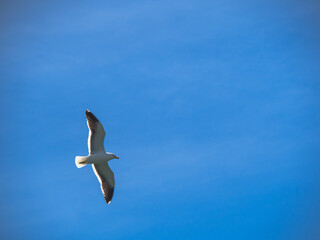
75, 110, 119, 204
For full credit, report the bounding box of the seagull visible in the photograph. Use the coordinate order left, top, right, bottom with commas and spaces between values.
75, 110, 119, 204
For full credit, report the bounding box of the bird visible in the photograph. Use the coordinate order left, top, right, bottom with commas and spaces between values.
75, 110, 119, 204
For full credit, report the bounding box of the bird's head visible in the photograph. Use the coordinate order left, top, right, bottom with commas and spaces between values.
112, 153, 119, 160
106, 152, 119, 160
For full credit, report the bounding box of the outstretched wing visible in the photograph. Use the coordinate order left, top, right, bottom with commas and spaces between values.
92, 163, 115, 204
86, 110, 106, 154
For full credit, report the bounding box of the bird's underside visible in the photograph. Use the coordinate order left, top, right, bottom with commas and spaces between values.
75, 110, 116, 204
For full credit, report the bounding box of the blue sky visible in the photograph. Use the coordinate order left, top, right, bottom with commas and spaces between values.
0, 0, 320, 239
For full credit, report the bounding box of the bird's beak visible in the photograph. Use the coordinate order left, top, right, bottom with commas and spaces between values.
115, 156, 119, 159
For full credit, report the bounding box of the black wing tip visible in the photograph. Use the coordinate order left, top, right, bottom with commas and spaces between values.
103, 194, 113, 205
105, 197, 112, 204
102, 185, 114, 205
85, 109, 99, 122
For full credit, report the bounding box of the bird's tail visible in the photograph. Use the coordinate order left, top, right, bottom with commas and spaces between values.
75, 156, 89, 168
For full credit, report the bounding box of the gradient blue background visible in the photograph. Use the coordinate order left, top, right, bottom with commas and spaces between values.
1, 0, 320, 239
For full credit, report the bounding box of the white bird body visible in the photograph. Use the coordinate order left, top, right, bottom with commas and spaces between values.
75, 110, 119, 204
76, 152, 116, 166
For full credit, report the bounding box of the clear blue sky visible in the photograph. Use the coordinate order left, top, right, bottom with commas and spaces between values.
1, 1, 320, 239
